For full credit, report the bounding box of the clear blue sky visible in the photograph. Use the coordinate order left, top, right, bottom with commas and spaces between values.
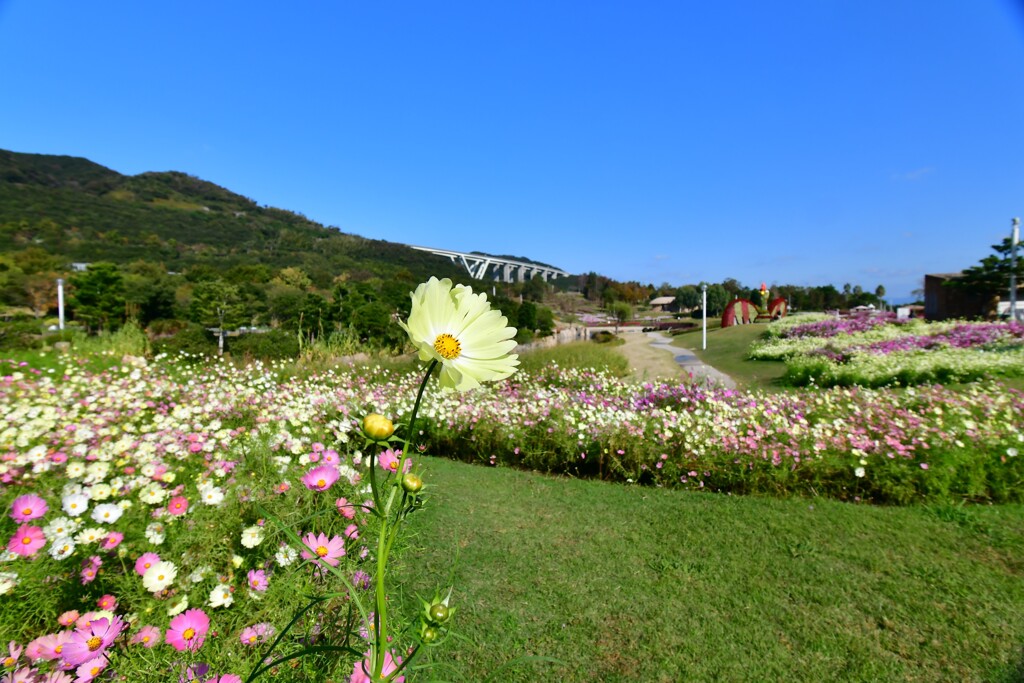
2, 1, 1023, 302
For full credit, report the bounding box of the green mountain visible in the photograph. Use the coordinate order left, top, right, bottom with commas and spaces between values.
0, 148, 471, 288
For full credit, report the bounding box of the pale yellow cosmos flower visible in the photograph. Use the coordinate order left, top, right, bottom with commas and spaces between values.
399, 277, 519, 392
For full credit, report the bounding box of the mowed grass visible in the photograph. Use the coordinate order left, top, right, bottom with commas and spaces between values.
672, 322, 789, 389
401, 458, 1024, 682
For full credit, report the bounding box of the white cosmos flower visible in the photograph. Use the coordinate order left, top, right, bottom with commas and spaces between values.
208, 584, 233, 608
91, 503, 123, 525
398, 277, 519, 392
143, 561, 178, 593
0, 572, 18, 595
62, 493, 90, 517
75, 527, 106, 545
199, 484, 225, 506
274, 544, 298, 567
48, 537, 76, 561
854, 467, 866, 478
167, 595, 189, 616
145, 522, 166, 545
43, 517, 81, 540
240, 526, 264, 549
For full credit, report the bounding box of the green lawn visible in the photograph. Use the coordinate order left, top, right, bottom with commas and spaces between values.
671, 322, 789, 389
401, 458, 1024, 682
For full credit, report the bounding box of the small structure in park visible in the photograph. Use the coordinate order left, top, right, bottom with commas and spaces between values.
721, 283, 788, 327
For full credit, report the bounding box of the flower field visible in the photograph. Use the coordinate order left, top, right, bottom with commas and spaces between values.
1, 337, 1023, 680
750, 315, 1024, 387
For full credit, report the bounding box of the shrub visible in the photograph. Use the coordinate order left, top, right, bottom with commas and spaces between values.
151, 323, 217, 358
230, 328, 300, 360
0, 319, 44, 350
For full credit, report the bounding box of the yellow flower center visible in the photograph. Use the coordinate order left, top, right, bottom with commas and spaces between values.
183, 627, 196, 641
317, 479, 326, 487
142, 636, 150, 643
54, 645, 63, 654
434, 333, 461, 360
315, 545, 329, 557
87, 636, 103, 651
21, 536, 31, 544
21, 507, 32, 515
249, 635, 258, 643
3, 656, 13, 666
91, 666, 102, 676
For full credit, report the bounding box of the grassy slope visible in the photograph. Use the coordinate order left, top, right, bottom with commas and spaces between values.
671, 322, 789, 389
402, 457, 1024, 683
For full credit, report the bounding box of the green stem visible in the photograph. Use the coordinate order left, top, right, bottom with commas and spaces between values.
373, 358, 438, 679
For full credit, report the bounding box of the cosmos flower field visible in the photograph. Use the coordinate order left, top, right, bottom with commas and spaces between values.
750, 314, 1024, 386
1, 316, 1023, 679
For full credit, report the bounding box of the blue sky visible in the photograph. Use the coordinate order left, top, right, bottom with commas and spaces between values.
2, 1, 1023, 302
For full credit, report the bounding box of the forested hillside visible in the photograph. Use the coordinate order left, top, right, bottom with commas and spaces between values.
0, 149, 471, 288
0, 149, 561, 353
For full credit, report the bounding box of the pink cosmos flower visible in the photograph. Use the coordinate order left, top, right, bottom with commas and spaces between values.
301, 465, 340, 492
7, 524, 45, 557
238, 622, 274, 647
335, 497, 356, 519
101, 531, 124, 550
167, 496, 189, 516
29, 630, 75, 662
61, 616, 125, 666
41, 671, 75, 683
300, 532, 346, 567
323, 449, 340, 465
5, 667, 37, 683
75, 656, 108, 683
246, 569, 268, 592
274, 481, 291, 495
204, 676, 243, 683
377, 449, 411, 474
10, 494, 48, 522
343, 524, 359, 541
166, 609, 210, 651
135, 552, 161, 577
349, 650, 404, 683
2, 641, 22, 668
96, 595, 117, 612
80, 556, 101, 585
57, 611, 80, 628
130, 625, 161, 648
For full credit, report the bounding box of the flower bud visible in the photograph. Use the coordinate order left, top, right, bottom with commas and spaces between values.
428, 603, 449, 624
362, 414, 395, 441
420, 624, 440, 643
402, 473, 423, 494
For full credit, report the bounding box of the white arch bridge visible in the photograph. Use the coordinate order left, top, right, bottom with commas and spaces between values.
409, 245, 570, 283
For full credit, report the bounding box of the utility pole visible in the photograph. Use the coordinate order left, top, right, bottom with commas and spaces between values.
57, 278, 65, 330
702, 284, 708, 350
1012, 218, 1021, 321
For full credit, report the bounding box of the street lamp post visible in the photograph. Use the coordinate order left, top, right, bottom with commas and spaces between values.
57, 278, 65, 330
702, 284, 708, 350
1012, 218, 1021, 322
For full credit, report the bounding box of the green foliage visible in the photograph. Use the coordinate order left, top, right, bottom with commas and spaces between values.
69, 262, 125, 331
229, 329, 301, 360
151, 323, 217, 358
0, 319, 44, 350
68, 320, 150, 357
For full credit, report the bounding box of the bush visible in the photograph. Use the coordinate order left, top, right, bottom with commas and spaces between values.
151, 323, 217, 358
229, 329, 300, 360
0, 320, 44, 350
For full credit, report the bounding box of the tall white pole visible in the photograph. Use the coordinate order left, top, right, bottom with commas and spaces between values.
57, 278, 65, 330
702, 284, 707, 350
1012, 218, 1021, 322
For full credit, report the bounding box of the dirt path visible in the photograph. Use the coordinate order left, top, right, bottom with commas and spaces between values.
615, 330, 688, 383
614, 329, 737, 388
